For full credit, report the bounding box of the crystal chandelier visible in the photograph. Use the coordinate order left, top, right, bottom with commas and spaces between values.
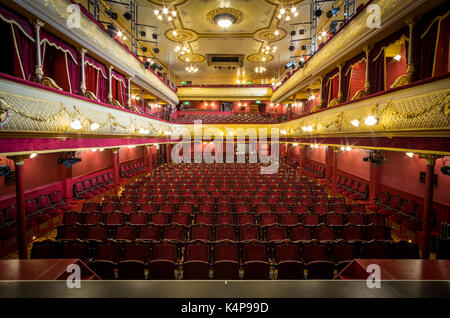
174, 44, 190, 54
261, 45, 277, 55
186, 65, 199, 73
276, 5, 298, 21
153, 3, 177, 22
255, 66, 266, 73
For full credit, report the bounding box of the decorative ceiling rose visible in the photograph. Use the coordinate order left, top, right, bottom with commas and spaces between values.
254, 28, 286, 42
247, 53, 273, 63
207, 8, 242, 28
178, 53, 205, 63
165, 29, 199, 43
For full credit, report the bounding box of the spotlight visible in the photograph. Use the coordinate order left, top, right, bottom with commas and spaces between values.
144, 61, 151, 68
301, 44, 307, 50
290, 30, 296, 36
406, 152, 414, 158
0, 165, 11, 177
330, 21, 339, 34
152, 33, 158, 40
106, 23, 116, 37
123, 12, 132, 20
105, 9, 118, 20
314, 9, 322, 17
288, 45, 295, 51
299, 29, 305, 35
441, 165, 450, 176
141, 46, 148, 52
140, 31, 146, 37
363, 150, 387, 166
153, 47, 160, 54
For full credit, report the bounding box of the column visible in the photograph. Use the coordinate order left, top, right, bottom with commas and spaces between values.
318, 76, 324, 108
34, 20, 44, 83
148, 145, 153, 174
405, 17, 418, 83
79, 49, 87, 95
166, 144, 172, 163
7, 156, 28, 259
127, 77, 131, 108
331, 147, 339, 196
108, 66, 114, 104
111, 148, 120, 196
59, 163, 73, 200
420, 154, 440, 259
325, 146, 334, 179
141, 90, 145, 110
369, 161, 381, 201
364, 46, 371, 94
337, 63, 343, 103
298, 145, 304, 176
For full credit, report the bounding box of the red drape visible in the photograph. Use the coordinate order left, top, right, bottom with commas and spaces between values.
321, 68, 339, 106
414, 3, 449, 81
112, 70, 127, 106
433, 12, 450, 76
85, 55, 107, 102
342, 52, 366, 102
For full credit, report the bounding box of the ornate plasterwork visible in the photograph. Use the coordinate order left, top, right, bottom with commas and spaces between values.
23, 0, 178, 106
206, 7, 243, 25
178, 53, 205, 63
270, 0, 427, 103
0, 78, 171, 137
277, 77, 450, 137
253, 28, 286, 42
247, 53, 274, 63
165, 28, 199, 43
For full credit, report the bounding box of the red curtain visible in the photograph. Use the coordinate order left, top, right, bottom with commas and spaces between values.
348, 61, 366, 100
341, 52, 366, 102
369, 27, 408, 93
413, 3, 449, 81
321, 68, 338, 106
433, 13, 450, 76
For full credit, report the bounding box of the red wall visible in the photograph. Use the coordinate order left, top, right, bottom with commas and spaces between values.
72, 149, 113, 178
119, 146, 144, 164
306, 146, 326, 164
385, 42, 407, 89
337, 148, 371, 180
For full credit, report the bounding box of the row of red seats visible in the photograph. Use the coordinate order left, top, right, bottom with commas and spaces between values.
0, 191, 76, 240
332, 176, 369, 200
302, 162, 325, 178
65, 211, 385, 227
73, 172, 114, 199
82, 201, 365, 215
120, 162, 146, 178
55, 223, 391, 242
31, 239, 418, 280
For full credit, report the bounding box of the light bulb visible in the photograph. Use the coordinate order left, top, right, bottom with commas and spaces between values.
162, 7, 169, 14
346, 146, 352, 151
153, 10, 159, 15
364, 115, 378, 126
406, 152, 414, 158
29, 153, 37, 159
274, 30, 279, 36
280, 8, 286, 14
340, 146, 345, 151
70, 120, 82, 130
90, 122, 100, 131
351, 119, 360, 127
285, 15, 291, 21
394, 54, 401, 61
291, 7, 297, 13
172, 10, 177, 16
172, 30, 177, 36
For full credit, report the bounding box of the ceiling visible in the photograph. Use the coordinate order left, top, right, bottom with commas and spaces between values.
100, 0, 318, 85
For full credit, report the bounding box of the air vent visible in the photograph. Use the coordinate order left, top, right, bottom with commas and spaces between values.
206, 54, 244, 68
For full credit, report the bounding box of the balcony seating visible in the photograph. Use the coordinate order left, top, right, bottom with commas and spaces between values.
119, 162, 146, 178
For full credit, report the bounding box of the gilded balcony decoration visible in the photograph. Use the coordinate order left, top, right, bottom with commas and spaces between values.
16, 0, 178, 106
270, 0, 428, 104
0, 78, 171, 137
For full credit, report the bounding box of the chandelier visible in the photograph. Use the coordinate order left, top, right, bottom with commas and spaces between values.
255, 66, 266, 73
153, 5, 177, 22
186, 65, 199, 73
174, 44, 190, 54
276, 5, 298, 21
261, 45, 277, 55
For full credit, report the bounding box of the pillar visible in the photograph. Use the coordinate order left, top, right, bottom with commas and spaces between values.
34, 20, 44, 83
337, 63, 343, 103
59, 163, 73, 200
364, 46, 371, 94
405, 17, 418, 82
331, 147, 339, 196
148, 145, 153, 174
7, 156, 28, 259
79, 48, 87, 95
127, 77, 131, 108
108, 65, 114, 104
111, 148, 119, 196
369, 162, 381, 201
325, 146, 334, 179
166, 144, 172, 163
298, 145, 304, 176
420, 155, 440, 259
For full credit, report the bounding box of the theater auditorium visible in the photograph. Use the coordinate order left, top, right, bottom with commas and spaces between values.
0, 0, 449, 303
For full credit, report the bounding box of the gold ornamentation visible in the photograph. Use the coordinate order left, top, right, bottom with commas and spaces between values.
165, 28, 199, 43
418, 154, 443, 166
327, 98, 339, 107
178, 53, 205, 63
206, 7, 242, 25
351, 89, 366, 101
389, 75, 410, 88
41, 77, 63, 90
85, 91, 100, 102
247, 53, 274, 63
253, 28, 286, 42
